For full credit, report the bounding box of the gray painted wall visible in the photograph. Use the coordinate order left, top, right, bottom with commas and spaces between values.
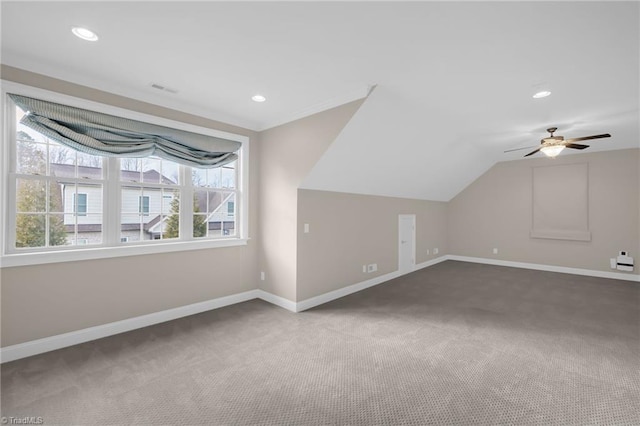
297, 189, 447, 301
257, 100, 364, 301
448, 149, 639, 274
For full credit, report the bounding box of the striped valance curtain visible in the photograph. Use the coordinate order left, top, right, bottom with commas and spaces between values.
9, 94, 241, 168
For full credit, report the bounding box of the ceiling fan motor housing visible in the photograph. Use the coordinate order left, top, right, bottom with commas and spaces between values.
542, 136, 564, 145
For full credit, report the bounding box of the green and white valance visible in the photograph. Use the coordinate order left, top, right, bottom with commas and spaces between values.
9, 94, 241, 168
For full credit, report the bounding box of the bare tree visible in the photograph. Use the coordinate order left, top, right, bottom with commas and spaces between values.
121, 158, 140, 171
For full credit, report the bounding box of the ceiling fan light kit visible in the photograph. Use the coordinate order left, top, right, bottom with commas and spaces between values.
540, 145, 565, 158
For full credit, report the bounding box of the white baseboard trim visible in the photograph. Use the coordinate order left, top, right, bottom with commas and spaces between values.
296, 270, 402, 312
414, 255, 450, 272
8, 254, 631, 363
256, 290, 298, 313
447, 255, 640, 282
296, 256, 449, 312
0, 289, 260, 364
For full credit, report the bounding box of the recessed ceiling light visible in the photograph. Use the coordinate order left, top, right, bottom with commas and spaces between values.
533, 90, 551, 99
252, 94, 266, 103
72, 27, 99, 41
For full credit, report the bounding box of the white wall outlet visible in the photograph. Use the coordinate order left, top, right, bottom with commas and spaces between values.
367, 263, 377, 273
260, 271, 265, 281
433, 248, 439, 255
304, 223, 310, 233
493, 248, 498, 254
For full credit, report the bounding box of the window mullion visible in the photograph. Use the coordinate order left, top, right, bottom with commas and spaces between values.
105, 157, 120, 245
3, 100, 16, 254
181, 166, 193, 240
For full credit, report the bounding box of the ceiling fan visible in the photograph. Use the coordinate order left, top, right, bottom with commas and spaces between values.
505, 127, 611, 158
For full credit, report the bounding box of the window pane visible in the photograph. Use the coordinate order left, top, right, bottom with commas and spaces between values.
192, 167, 221, 188
142, 158, 161, 183
162, 189, 179, 214
121, 186, 141, 214
122, 186, 179, 241
160, 160, 180, 185
192, 190, 236, 238
120, 221, 143, 243
16, 106, 46, 142
221, 163, 236, 189
120, 158, 142, 182
161, 215, 179, 240
77, 151, 103, 178
77, 214, 103, 245
223, 193, 236, 237
49, 181, 64, 213
49, 214, 70, 246
193, 214, 208, 238
16, 141, 46, 175
15, 213, 46, 248
49, 140, 75, 168
163, 195, 180, 239
16, 179, 47, 212
194, 190, 211, 215
192, 168, 208, 187
144, 188, 162, 215
64, 184, 101, 219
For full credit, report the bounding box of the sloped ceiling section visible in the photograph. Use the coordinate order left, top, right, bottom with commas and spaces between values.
301, 86, 497, 201
302, 3, 639, 202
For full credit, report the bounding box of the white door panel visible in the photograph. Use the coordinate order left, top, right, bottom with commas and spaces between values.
398, 214, 415, 273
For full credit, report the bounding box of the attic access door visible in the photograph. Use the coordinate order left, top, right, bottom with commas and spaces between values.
398, 214, 416, 273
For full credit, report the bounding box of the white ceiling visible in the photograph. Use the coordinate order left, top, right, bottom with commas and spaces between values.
2, 2, 639, 201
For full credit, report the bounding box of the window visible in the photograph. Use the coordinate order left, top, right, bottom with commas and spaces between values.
12, 130, 103, 249
138, 195, 150, 216
74, 193, 88, 216
1, 83, 249, 267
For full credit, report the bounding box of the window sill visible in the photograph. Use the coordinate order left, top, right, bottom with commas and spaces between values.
0, 238, 249, 268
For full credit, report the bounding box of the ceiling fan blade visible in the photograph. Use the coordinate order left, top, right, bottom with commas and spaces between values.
524, 148, 541, 157
504, 145, 538, 153
565, 143, 590, 150
564, 133, 611, 143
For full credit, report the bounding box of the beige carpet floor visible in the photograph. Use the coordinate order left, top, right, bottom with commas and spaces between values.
2, 260, 639, 425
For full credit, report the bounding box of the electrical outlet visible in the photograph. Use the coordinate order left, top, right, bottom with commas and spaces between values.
367, 263, 377, 273
260, 271, 265, 281
434, 248, 439, 255
493, 248, 498, 254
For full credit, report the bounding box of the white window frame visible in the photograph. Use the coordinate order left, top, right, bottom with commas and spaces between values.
0, 80, 250, 268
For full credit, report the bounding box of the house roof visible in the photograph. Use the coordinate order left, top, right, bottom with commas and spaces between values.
50, 163, 176, 184
3, 2, 637, 201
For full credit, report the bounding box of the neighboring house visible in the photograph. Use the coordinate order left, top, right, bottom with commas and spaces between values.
50, 164, 235, 244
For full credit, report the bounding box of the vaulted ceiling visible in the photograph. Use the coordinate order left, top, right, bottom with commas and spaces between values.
2, 2, 638, 201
